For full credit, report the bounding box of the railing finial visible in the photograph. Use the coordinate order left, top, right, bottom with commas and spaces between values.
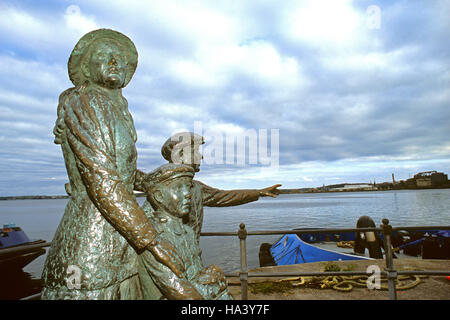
238, 223, 247, 240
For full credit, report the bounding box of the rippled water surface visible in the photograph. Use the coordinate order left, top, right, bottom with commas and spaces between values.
1, 189, 449, 281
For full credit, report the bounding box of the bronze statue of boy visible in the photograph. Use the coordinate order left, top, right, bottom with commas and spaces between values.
138, 164, 233, 300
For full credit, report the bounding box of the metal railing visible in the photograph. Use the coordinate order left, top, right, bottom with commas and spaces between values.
19, 219, 450, 300
200, 219, 450, 300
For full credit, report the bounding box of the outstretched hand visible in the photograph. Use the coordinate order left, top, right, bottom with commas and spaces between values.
259, 184, 282, 198
147, 238, 185, 278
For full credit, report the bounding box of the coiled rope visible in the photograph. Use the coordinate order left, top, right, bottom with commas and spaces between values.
277, 270, 427, 292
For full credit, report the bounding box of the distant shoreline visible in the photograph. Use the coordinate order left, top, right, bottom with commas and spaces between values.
280, 185, 450, 194
1, 186, 450, 200
0, 195, 70, 201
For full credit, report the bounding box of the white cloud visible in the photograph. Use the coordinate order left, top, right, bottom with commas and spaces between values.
90, 0, 242, 43
0, 121, 48, 132
284, 0, 362, 46
0, 4, 100, 56
0, 88, 58, 113
168, 40, 309, 95
0, 54, 68, 94
321, 46, 420, 79
0, 5, 51, 43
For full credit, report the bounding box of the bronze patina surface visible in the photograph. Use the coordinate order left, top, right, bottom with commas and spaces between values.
138, 164, 233, 300
41, 29, 184, 299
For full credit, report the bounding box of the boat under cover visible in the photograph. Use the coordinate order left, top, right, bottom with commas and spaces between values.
265, 228, 450, 267
270, 234, 372, 265
0, 224, 47, 271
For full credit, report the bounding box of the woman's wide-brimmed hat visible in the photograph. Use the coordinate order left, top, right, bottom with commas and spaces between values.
68, 28, 138, 87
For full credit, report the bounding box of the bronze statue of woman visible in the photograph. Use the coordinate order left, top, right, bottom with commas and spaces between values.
41, 29, 184, 299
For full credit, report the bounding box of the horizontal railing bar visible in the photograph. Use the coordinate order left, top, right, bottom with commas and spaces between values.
392, 226, 450, 231
201, 227, 379, 237
396, 270, 450, 276
225, 270, 450, 278
247, 228, 380, 236
200, 232, 237, 236
201, 225, 450, 237
226, 271, 379, 277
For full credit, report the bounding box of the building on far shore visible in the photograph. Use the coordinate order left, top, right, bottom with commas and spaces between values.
395, 171, 449, 189
413, 171, 448, 188
280, 170, 449, 194
328, 183, 377, 192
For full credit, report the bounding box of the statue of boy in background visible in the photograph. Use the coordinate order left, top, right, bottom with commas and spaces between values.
159, 132, 282, 243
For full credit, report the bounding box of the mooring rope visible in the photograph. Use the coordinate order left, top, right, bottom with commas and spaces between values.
276, 270, 428, 292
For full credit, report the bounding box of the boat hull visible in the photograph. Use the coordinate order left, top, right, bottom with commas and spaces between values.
0, 248, 46, 271
1, 225, 48, 272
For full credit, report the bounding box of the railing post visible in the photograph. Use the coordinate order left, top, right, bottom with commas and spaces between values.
381, 218, 397, 300
238, 223, 248, 300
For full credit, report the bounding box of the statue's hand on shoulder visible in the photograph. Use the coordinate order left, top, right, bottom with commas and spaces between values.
259, 184, 282, 198
147, 238, 186, 278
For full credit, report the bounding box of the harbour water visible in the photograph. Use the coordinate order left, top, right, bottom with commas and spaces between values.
1, 189, 449, 298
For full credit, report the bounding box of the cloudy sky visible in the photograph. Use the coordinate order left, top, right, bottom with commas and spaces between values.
0, 0, 449, 196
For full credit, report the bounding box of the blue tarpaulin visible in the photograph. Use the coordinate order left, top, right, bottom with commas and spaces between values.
270, 234, 371, 265
0, 227, 31, 248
